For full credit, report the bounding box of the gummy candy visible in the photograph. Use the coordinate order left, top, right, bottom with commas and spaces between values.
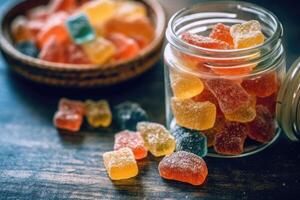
114, 102, 148, 131
85, 100, 112, 128
214, 122, 248, 155
205, 78, 251, 114
48, 0, 77, 13
39, 37, 66, 63
64, 43, 91, 64
27, 6, 49, 21
107, 33, 140, 61
192, 88, 223, 117
169, 68, 204, 100
247, 105, 276, 143
242, 72, 278, 97
15, 41, 39, 57
181, 32, 230, 50
225, 96, 256, 123
171, 126, 207, 157
59, 98, 85, 115
104, 16, 155, 48
115, 1, 147, 20
81, 0, 116, 26
171, 97, 216, 131
137, 122, 175, 157
37, 12, 70, 48
209, 23, 234, 48
114, 130, 148, 160
257, 93, 277, 116
230, 20, 265, 49
82, 37, 115, 64
27, 19, 44, 38
203, 116, 226, 147
103, 147, 138, 180
158, 151, 208, 185
11, 16, 32, 42
53, 110, 83, 132
66, 13, 96, 44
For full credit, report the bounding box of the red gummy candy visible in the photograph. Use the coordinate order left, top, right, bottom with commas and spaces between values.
158, 151, 208, 185
214, 121, 248, 155
181, 32, 230, 50
114, 130, 148, 160
193, 88, 223, 117
28, 19, 44, 38
107, 33, 140, 61
27, 6, 49, 21
247, 105, 276, 143
64, 43, 91, 64
209, 23, 234, 48
205, 78, 250, 114
241, 72, 278, 97
53, 110, 83, 132
39, 37, 66, 63
48, 0, 77, 13
59, 98, 85, 115
257, 93, 277, 116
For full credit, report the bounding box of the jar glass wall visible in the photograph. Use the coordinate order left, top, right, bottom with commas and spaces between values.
164, 1, 286, 157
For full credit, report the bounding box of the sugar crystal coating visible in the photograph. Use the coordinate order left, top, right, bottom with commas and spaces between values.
137, 122, 175, 157
103, 147, 138, 180
53, 110, 83, 132
158, 151, 208, 185
209, 23, 234, 48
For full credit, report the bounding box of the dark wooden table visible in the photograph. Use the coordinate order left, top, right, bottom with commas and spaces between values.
1, 0, 300, 199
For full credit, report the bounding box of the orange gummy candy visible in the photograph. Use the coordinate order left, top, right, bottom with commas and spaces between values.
39, 37, 66, 63
209, 23, 234, 48
107, 33, 140, 61
53, 110, 83, 132
158, 151, 208, 185
48, 0, 77, 13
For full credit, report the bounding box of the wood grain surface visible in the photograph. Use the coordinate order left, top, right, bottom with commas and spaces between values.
1, 0, 300, 199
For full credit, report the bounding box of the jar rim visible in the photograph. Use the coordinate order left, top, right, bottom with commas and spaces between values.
166, 0, 283, 55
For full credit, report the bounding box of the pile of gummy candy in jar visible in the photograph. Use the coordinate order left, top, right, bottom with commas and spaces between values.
169, 20, 279, 156
11, 0, 155, 65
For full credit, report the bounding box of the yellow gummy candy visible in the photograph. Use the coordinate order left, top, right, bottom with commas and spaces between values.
85, 99, 112, 128
115, 1, 147, 20
170, 68, 204, 100
137, 122, 175, 157
171, 98, 216, 131
230, 20, 265, 49
82, 37, 115, 64
103, 147, 138, 180
225, 96, 256, 123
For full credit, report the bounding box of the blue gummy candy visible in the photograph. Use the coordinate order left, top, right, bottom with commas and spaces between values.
16, 41, 39, 57
66, 13, 96, 44
114, 102, 148, 131
172, 125, 207, 157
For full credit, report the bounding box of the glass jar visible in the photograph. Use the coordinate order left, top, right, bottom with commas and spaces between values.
164, 1, 300, 158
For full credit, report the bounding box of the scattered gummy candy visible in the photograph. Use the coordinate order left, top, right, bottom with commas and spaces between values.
137, 122, 175, 157
172, 125, 207, 157
103, 147, 138, 180
158, 151, 208, 185
114, 130, 148, 160
114, 102, 148, 131
85, 99, 112, 128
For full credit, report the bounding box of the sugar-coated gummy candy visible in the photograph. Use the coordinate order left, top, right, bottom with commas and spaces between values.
171, 126, 207, 157
64, 43, 91, 64
104, 16, 154, 48
181, 32, 230, 50
85, 100, 112, 128
247, 105, 276, 143
205, 78, 251, 114
203, 116, 226, 147
59, 98, 85, 115
230, 20, 265, 49
37, 12, 70, 48
170, 68, 204, 100
158, 151, 208, 186
39, 37, 66, 63
115, 1, 147, 20
103, 147, 138, 180
48, 0, 77, 13
53, 110, 83, 132
66, 13, 96, 44
107, 33, 140, 61
224, 96, 256, 123
27, 6, 49, 21
257, 93, 277, 116
11, 16, 32, 42
209, 23, 234, 48
81, 0, 116, 26
27, 19, 44, 38
242, 72, 278, 97
16, 41, 39, 57
82, 37, 115, 64
114, 102, 148, 131
171, 97, 216, 131
137, 122, 175, 157
214, 122, 248, 155
114, 130, 148, 160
